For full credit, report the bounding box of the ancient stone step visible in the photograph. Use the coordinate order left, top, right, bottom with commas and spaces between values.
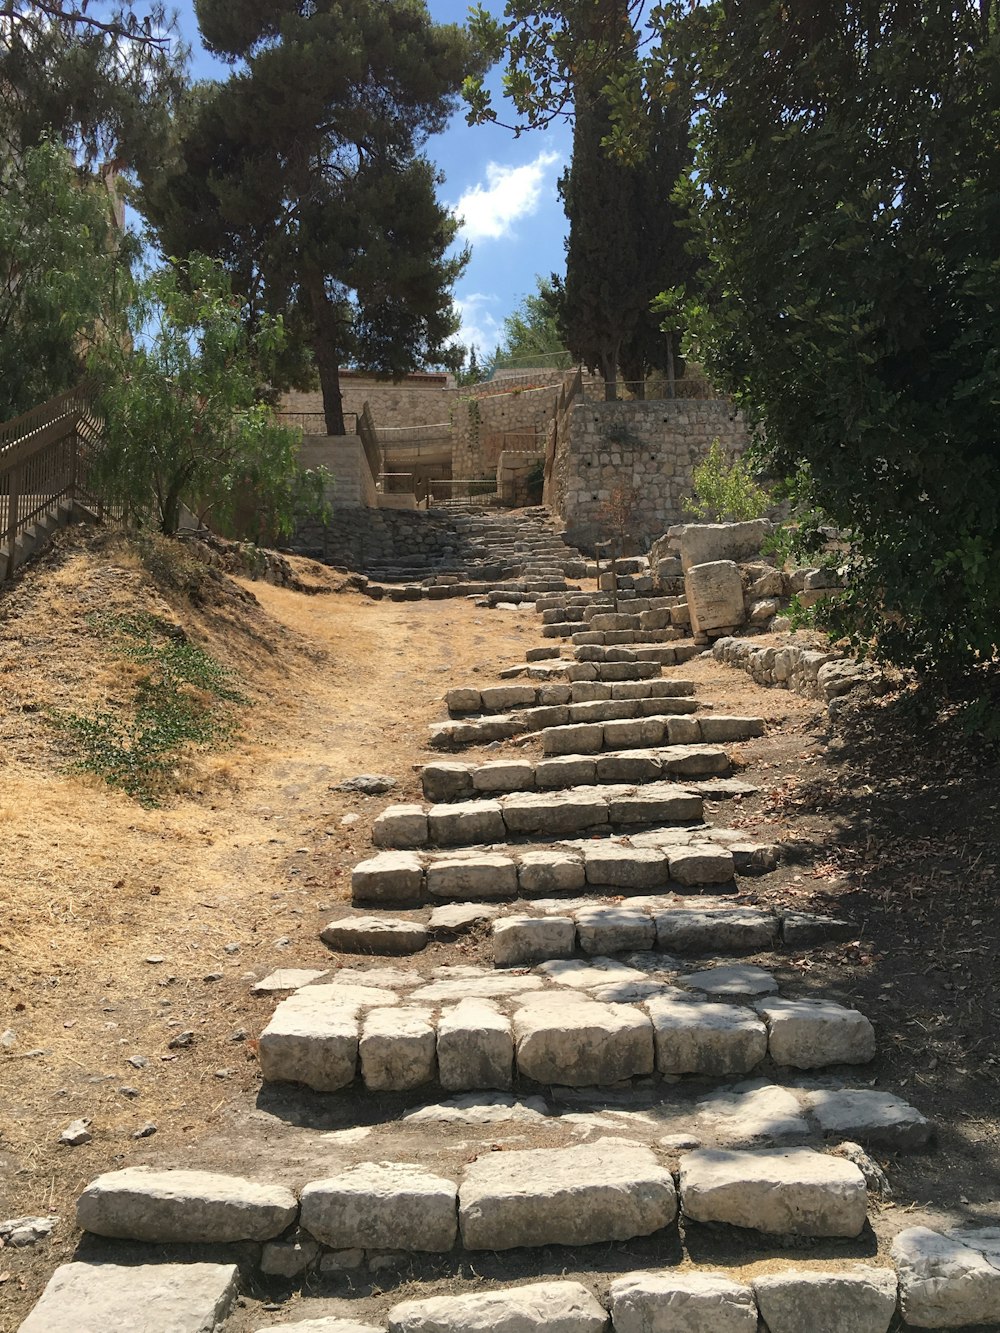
420, 743, 731, 802
370, 783, 705, 851
540, 714, 765, 756
387, 1280, 609, 1333
436, 698, 703, 744
892, 1225, 1000, 1327
679, 1145, 869, 1237
352, 824, 779, 906
19, 1261, 239, 1333
320, 916, 428, 955
444, 676, 696, 717
610, 1271, 758, 1333
76, 1167, 298, 1242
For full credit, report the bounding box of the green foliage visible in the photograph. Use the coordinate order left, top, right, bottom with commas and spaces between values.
683, 439, 770, 524
142, 0, 481, 435
90, 254, 318, 537
660, 0, 1000, 681
49, 613, 245, 805
0, 139, 135, 420
492, 277, 570, 371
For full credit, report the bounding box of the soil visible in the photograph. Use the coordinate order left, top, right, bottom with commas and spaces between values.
1, 524, 999, 1331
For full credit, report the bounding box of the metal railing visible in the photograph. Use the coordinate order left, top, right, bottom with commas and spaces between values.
274, 409, 359, 433
357, 403, 383, 489
0, 383, 113, 575
427, 477, 499, 507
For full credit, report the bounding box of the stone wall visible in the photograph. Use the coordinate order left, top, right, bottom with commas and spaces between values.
283, 370, 453, 432
292, 506, 464, 571
298, 434, 377, 509
547, 399, 749, 553
452, 382, 564, 480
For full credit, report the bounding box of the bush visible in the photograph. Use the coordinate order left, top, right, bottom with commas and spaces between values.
683, 439, 770, 523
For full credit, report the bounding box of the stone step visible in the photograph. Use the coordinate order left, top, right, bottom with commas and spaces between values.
501, 659, 666, 683
371, 783, 705, 850
257, 971, 878, 1093
421, 743, 732, 801
444, 677, 696, 718
352, 822, 778, 906
19, 1261, 240, 1333
540, 714, 765, 756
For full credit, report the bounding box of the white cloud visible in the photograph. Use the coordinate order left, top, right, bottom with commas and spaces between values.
453, 150, 561, 243
452, 291, 502, 357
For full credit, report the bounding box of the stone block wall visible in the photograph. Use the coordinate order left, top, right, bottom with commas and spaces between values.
547, 399, 749, 553
283, 370, 453, 432
298, 434, 377, 509
292, 506, 464, 571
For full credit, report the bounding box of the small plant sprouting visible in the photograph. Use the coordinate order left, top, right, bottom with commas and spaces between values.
683, 438, 770, 523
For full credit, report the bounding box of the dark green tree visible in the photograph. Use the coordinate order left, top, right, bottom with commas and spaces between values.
666, 0, 1000, 679
493, 276, 569, 370
0, 1, 186, 166
143, 0, 479, 436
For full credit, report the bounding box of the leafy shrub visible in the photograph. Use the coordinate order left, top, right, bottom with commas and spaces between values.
683, 439, 770, 523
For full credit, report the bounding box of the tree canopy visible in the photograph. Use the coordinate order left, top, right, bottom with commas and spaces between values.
142, 0, 481, 435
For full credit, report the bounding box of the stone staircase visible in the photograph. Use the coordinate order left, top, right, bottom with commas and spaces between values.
22, 558, 998, 1331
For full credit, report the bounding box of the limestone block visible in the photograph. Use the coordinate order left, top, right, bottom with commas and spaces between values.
749, 597, 780, 625
472, 760, 536, 793
459, 1138, 676, 1250
425, 853, 519, 901
698, 715, 765, 742
422, 763, 475, 803
542, 723, 605, 756
686, 561, 746, 635
513, 996, 654, 1086
502, 789, 610, 836
667, 846, 736, 887
360, 1007, 436, 1090
387, 1280, 610, 1333
752, 1266, 898, 1333
518, 848, 587, 894
300, 1163, 458, 1252
654, 907, 777, 954
680, 964, 777, 998
756, 997, 876, 1068
569, 699, 639, 723
604, 718, 665, 748
19, 1261, 239, 1333
594, 750, 662, 784
437, 998, 513, 1091
481, 685, 538, 711
610, 1270, 757, 1333
259, 989, 360, 1091
695, 1083, 809, 1147
679, 1146, 868, 1237
427, 799, 506, 846
446, 688, 481, 714
670, 520, 772, 573
76, 1167, 297, 1243
321, 917, 428, 955
494, 915, 576, 967
538, 683, 573, 705
574, 905, 656, 957
804, 1088, 933, 1149
351, 851, 425, 906
583, 844, 669, 890
259, 1235, 320, 1278
892, 1226, 1000, 1327
607, 785, 703, 826
665, 716, 701, 745
645, 993, 767, 1076
411, 974, 544, 1003
429, 902, 500, 934
535, 756, 598, 788
373, 804, 429, 849
658, 744, 730, 776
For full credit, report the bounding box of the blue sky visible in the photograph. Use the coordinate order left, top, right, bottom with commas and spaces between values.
171, 1, 572, 364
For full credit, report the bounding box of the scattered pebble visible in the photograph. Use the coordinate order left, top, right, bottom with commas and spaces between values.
340, 813, 360, 825
127, 1055, 147, 1069
145, 956, 166, 965
333, 773, 397, 795
203, 972, 223, 982
214, 1068, 231, 1079
0, 1029, 16, 1050
133, 1122, 157, 1139
230, 1029, 248, 1043
60, 1119, 92, 1147
0, 1216, 58, 1247
223, 943, 240, 955
167, 1031, 194, 1050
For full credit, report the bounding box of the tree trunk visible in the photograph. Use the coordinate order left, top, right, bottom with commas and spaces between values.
601, 348, 619, 401
666, 334, 676, 399
317, 353, 346, 436
307, 272, 347, 436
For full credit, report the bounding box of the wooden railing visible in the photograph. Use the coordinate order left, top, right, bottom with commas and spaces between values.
0, 382, 111, 576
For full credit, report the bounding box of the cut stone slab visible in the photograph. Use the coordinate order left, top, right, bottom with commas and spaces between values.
411, 974, 545, 1003
253, 968, 328, 993
610, 1270, 757, 1333
680, 964, 778, 998
756, 997, 876, 1068
321, 917, 428, 956
351, 851, 425, 906
503, 788, 610, 836
459, 1138, 676, 1249
686, 561, 745, 635
698, 715, 765, 742
76, 1167, 297, 1242
535, 756, 598, 789
752, 1266, 897, 1333
360, 1007, 436, 1091
645, 993, 767, 1076
429, 903, 500, 933
892, 1226, 1000, 1327
655, 908, 777, 955
805, 1088, 932, 1149
536, 957, 648, 989
422, 762, 475, 803
606, 786, 703, 826
426, 853, 519, 900
494, 915, 576, 967
428, 800, 506, 846
541, 723, 607, 755
518, 848, 586, 893
403, 1093, 549, 1126
19, 1261, 239, 1333
300, 1163, 458, 1252
473, 760, 537, 793
259, 986, 373, 1091
667, 846, 736, 887
583, 844, 668, 890
257, 1321, 382, 1333
387, 1280, 610, 1333
372, 805, 429, 848
696, 1082, 810, 1146
513, 996, 653, 1086
679, 1146, 868, 1237
446, 687, 482, 713
576, 905, 656, 954
437, 999, 513, 1091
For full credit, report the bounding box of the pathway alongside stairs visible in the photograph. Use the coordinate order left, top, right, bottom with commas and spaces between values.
20, 560, 1000, 1331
